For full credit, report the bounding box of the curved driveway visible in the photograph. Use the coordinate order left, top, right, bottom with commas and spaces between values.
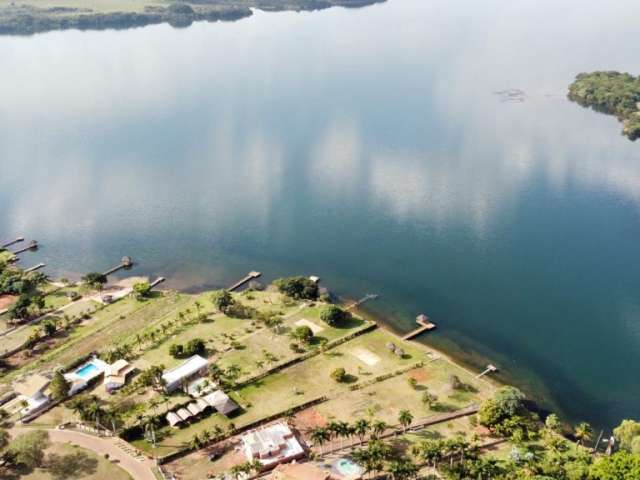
10, 427, 156, 480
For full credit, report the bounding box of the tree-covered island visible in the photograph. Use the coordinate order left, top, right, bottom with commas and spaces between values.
0, 0, 385, 35
568, 71, 640, 141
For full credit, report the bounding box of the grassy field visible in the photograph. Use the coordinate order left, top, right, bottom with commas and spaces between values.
0, 0, 164, 13
20, 442, 132, 480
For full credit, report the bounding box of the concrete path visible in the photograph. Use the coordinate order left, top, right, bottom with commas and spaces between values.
10, 427, 157, 480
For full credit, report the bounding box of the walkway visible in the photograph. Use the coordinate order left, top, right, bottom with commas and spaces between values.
10, 427, 157, 480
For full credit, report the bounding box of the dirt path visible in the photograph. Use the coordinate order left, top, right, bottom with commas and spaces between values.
10, 427, 157, 480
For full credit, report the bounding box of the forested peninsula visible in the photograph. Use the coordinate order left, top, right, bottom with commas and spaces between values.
568, 71, 640, 141
0, 0, 384, 35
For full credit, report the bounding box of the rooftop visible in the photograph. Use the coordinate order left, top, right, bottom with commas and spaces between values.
14, 374, 50, 398
242, 422, 304, 467
162, 355, 208, 387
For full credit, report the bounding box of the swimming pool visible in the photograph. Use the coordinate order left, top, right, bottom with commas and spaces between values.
75, 362, 100, 379
334, 458, 363, 477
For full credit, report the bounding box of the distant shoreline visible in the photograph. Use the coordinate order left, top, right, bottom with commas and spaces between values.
0, 0, 386, 36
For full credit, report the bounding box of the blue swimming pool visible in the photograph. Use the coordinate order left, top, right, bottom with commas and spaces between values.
335, 458, 363, 477
75, 363, 99, 378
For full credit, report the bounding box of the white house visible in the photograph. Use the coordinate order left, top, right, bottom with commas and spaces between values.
241, 422, 304, 470
13, 374, 51, 417
161, 355, 208, 393
103, 359, 135, 393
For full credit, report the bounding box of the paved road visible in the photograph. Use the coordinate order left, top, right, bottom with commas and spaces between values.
10, 427, 157, 480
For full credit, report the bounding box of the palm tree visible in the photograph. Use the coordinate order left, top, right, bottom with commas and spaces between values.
353, 419, 370, 445
142, 415, 159, 447
212, 425, 224, 441
188, 433, 202, 450
372, 420, 387, 440
310, 427, 329, 455
337, 421, 350, 449
386, 459, 419, 480
327, 421, 341, 449
200, 429, 211, 446
86, 398, 104, 429
415, 440, 443, 472
574, 422, 593, 446
398, 409, 413, 434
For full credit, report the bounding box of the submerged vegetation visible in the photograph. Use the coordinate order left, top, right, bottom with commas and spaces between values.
0, 0, 386, 35
568, 71, 640, 140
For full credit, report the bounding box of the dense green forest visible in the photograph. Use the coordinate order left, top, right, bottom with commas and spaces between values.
0, 0, 385, 35
568, 71, 640, 140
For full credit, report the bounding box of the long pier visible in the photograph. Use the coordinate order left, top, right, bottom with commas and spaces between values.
23, 263, 45, 273
149, 277, 166, 289
228, 271, 261, 291
12, 240, 38, 255
346, 293, 379, 311
475, 364, 498, 379
103, 256, 133, 276
402, 313, 437, 341
1, 237, 24, 249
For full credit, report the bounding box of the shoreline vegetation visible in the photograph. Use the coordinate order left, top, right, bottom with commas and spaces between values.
2, 255, 640, 479
0, 0, 386, 35
568, 71, 640, 141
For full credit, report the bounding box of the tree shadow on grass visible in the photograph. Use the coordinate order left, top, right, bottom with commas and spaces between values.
47, 451, 98, 480
430, 402, 458, 413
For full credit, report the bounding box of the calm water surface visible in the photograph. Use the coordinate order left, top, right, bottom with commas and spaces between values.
1, 0, 639, 429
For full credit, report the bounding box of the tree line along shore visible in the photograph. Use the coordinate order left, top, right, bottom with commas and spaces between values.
1, 250, 640, 479
0, 0, 385, 35
568, 71, 640, 141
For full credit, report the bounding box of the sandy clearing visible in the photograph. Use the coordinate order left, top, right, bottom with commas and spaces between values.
295, 318, 324, 334
351, 347, 380, 366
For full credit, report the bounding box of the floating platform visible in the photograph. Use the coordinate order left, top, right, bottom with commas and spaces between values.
402, 313, 436, 340
228, 271, 261, 291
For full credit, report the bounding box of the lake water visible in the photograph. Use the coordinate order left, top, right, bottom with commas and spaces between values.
1, 0, 639, 430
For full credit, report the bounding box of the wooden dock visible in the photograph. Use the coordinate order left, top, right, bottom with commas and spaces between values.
228, 271, 261, 291
1, 237, 24, 249
402, 314, 436, 341
23, 263, 45, 273
149, 277, 166, 289
346, 293, 379, 311
12, 240, 38, 255
103, 256, 133, 276
475, 364, 498, 379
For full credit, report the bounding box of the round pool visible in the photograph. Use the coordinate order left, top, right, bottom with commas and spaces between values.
334, 458, 363, 477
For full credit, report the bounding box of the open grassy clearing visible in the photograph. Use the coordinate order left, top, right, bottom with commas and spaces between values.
313, 358, 494, 427
19, 441, 132, 480
233, 329, 426, 423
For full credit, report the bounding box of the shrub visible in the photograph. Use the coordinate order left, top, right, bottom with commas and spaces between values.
291, 325, 314, 344
273, 276, 318, 300
320, 305, 351, 327
331, 367, 347, 383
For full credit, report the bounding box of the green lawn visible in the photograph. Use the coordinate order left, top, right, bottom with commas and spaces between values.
20, 441, 132, 480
